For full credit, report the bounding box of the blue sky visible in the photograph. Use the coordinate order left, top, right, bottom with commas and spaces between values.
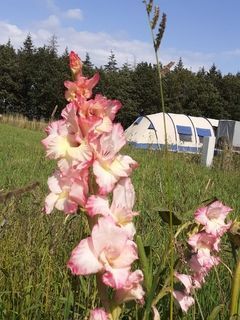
0, 0, 240, 73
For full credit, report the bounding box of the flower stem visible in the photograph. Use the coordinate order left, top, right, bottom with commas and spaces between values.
230, 250, 240, 317
169, 210, 174, 320
96, 274, 111, 316
143, 4, 174, 319
145, 7, 168, 150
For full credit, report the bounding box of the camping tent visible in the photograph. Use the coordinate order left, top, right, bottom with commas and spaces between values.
216, 120, 240, 151
125, 112, 218, 153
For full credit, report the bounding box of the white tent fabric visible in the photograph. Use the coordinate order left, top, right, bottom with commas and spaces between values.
216, 120, 240, 149
125, 112, 218, 153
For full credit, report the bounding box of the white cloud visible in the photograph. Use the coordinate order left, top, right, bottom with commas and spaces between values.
0, 19, 226, 72
39, 15, 60, 29
65, 9, 83, 20
44, 0, 83, 21
45, 0, 59, 13
160, 48, 215, 71
222, 49, 240, 57
0, 21, 27, 47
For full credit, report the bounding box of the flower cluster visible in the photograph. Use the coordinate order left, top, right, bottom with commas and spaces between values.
173, 200, 232, 312
42, 51, 144, 318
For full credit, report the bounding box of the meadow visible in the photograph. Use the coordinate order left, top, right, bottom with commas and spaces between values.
0, 122, 240, 320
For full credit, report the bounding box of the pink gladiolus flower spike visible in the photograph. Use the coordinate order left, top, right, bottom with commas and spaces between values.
69, 51, 83, 76
188, 232, 220, 253
189, 252, 220, 274
43, 51, 144, 317
89, 308, 109, 320
86, 177, 138, 238
44, 168, 88, 214
78, 94, 122, 136
67, 217, 138, 289
173, 291, 195, 313
91, 123, 138, 195
194, 200, 232, 236
64, 73, 100, 101
42, 105, 92, 172
174, 272, 193, 294
114, 270, 145, 304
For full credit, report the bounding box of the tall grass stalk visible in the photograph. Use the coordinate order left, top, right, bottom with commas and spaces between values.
143, 2, 174, 318
230, 250, 240, 316
144, 4, 168, 149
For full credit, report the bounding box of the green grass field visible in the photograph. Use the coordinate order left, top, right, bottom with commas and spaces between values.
0, 123, 240, 319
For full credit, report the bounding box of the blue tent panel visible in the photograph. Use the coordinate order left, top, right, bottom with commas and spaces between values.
176, 125, 192, 135
196, 128, 211, 137
148, 123, 155, 129
134, 117, 142, 125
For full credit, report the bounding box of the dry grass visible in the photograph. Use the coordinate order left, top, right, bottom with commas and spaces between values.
0, 113, 47, 131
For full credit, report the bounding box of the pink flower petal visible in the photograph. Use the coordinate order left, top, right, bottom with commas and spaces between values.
69, 181, 87, 207
111, 178, 135, 212
44, 192, 58, 214
114, 270, 145, 303
92, 217, 128, 256
110, 155, 138, 177
69, 51, 82, 76
93, 160, 118, 195
86, 195, 111, 217
102, 267, 130, 289
68, 238, 102, 275
152, 306, 160, 320
173, 291, 195, 313
89, 308, 108, 320
194, 201, 232, 236
188, 232, 220, 252
111, 240, 138, 269
95, 116, 113, 134
55, 197, 78, 214
47, 173, 62, 194
174, 272, 193, 294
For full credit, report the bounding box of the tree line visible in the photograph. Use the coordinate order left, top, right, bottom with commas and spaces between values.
0, 34, 239, 129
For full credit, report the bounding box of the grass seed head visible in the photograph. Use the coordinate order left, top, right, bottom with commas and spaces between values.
151, 6, 160, 30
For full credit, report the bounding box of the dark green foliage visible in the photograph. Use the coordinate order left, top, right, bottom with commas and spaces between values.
132, 62, 160, 117
104, 50, 118, 72
0, 41, 21, 114
16, 35, 71, 120
0, 37, 240, 127
83, 52, 95, 77
157, 209, 182, 225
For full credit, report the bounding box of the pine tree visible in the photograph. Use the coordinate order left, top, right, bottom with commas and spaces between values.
220, 74, 240, 120
84, 52, 94, 68
0, 41, 21, 114
18, 34, 38, 117
132, 62, 160, 116
22, 33, 35, 54
175, 57, 184, 71
48, 34, 59, 55
115, 63, 139, 128
83, 52, 95, 77
104, 50, 118, 72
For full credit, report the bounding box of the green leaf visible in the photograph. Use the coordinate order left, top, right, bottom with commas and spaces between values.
157, 209, 182, 225
207, 304, 224, 320
63, 291, 74, 320
136, 236, 152, 293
